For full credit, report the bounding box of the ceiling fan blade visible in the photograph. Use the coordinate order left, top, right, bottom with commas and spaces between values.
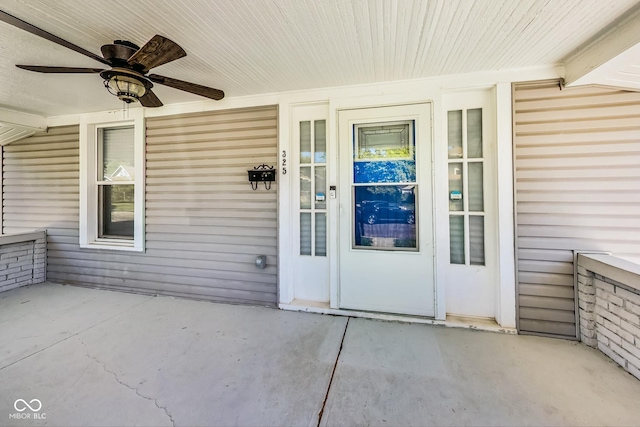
0, 10, 110, 66
148, 74, 224, 101
127, 35, 186, 72
17, 65, 104, 73
139, 89, 163, 108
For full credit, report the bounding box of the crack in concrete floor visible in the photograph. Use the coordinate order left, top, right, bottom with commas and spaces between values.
80, 340, 176, 427
317, 316, 350, 427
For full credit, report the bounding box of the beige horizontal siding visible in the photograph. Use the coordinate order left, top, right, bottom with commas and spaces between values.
513, 80, 640, 339
3, 105, 278, 305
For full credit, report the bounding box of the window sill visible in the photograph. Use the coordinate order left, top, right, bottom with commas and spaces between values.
80, 240, 143, 252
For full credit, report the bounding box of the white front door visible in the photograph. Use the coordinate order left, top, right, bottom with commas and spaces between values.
338, 104, 434, 317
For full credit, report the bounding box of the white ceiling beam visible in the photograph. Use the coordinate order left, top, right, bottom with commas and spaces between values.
0, 108, 47, 145
563, 5, 640, 86
0, 107, 47, 130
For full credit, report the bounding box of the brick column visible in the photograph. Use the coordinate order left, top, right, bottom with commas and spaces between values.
577, 265, 597, 347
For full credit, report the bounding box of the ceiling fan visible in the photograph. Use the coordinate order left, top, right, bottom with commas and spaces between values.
0, 10, 224, 107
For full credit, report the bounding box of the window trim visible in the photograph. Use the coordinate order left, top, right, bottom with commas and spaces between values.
79, 111, 145, 251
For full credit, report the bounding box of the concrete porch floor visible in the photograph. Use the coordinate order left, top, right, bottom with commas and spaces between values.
1, 283, 640, 427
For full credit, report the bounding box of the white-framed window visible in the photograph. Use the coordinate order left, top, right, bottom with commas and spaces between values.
79, 111, 145, 251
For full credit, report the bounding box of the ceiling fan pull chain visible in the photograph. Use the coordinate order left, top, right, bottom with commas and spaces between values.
122, 99, 130, 120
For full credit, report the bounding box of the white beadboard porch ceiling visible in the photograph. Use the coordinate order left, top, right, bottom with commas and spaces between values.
0, 0, 639, 117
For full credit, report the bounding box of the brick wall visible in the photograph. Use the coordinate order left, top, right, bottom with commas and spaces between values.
578, 254, 640, 380
0, 231, 46, 293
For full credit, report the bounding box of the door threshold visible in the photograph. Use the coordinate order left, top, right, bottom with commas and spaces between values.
280, 300, 516, 334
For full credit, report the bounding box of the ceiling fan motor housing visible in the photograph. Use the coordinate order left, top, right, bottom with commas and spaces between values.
101, 41, 141, 68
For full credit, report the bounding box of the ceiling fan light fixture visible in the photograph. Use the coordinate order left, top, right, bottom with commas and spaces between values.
104, 74, 147, 103
1, 10, 225, 107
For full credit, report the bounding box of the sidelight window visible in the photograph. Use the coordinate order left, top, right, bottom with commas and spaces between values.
447, 108, 485, 265
300, 120, 327, 256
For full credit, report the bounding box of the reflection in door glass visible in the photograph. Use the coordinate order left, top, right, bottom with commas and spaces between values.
354, 185, 417, 250
300, 166, 311, 209
468, 162, 483, 211
300, 121, 311, 163
467, 109, 483, 158
469, 215, 485, 265
315, 212, 327, 256
314, 120, 326, 163
447, 110, 463, 159
315, 166, 326, 209
355, 122, 412, 160
353, 121, 416, 184
449, 215, 465, 264
300, 213, 312, 256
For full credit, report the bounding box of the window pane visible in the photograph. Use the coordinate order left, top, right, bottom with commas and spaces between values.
315, 213, 327, 256
100, 126, 134, 181
353, 160, 416, 184
353, 121, 416, 184
315, 166, 326, 209
354, 185, 417, 250
354, 159, 416, 184
314, 120, 326, 163
447, 110, 463, 159
468, 162, 484, 211
300, 213, 312, 256
300, 121, 311, 163
99, 185, 134, 239
448, 163, 463, 211
355, 122, 413, 161
449, 215, 465, 264
470, 215, 485, 265
467, 108, 483, 158
300, 166, 311, 209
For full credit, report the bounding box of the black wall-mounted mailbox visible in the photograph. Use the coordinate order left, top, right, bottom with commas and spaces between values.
248, 164, 276, 190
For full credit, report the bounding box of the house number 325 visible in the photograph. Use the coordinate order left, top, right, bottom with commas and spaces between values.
282, 150, 287, 175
